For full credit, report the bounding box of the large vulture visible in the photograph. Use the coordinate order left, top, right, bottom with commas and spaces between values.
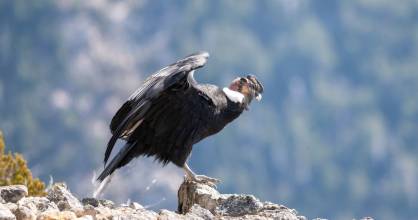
94, 52, 263, 197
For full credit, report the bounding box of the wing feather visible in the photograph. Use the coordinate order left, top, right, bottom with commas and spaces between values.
104, 52, 209, 165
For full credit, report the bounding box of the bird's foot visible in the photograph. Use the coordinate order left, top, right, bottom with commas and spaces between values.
185, 174, 220, 188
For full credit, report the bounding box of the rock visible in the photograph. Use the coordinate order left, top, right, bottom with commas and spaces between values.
0, 185, 28, 203
37, 210, 76, 220
80, 204, 97, 216
178, 180, 307, 220
76, 215, 94, 220
129, 202, 143, 210
17, 197, 58, 213
139, 209, 159, 220
90, 206, 158, 220
254, 208, 301, 220
178, 180, 226, 214
13, 206, 35, 220
81, 198, 114, 210
216, 194, 263, 216
47, 183, 82, 212
185, 204, 214, 220
3, 203, 17, 214
98, 199, 114, 209
0, 180, 342, 219
116, 207, 158, 220
0, 203, 16, 220
93, 206, 113, 220
14, 197, 58, 220
81, 198, 99, 208
158, 209, 185, 220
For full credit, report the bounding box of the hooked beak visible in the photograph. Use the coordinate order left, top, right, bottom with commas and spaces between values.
255, 93, 262, 101
246, 74, 263, 102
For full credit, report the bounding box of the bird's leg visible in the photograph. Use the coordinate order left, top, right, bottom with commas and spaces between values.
183, 163, 220, 187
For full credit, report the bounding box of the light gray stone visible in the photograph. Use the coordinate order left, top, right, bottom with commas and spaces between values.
37, 210, 77, 220
13, 206, 35, 220
98, 199, 114, 209
80, 204, 98, 217
216, 194, 263, 216
178, 180, 225, 214
140, 210, 159, 220
46, 183, 82, 212
158, 209, 186, 220
17, 197, 58, 213
0, 185, 28, 203
186, 204, 213, 220
0, 203, 16, 220
129, 202, 143, 210
2, 203, 17, 215
76, 215, 94, 220
81, 198, 99, 207
102, 206, 158, 220
15, 197, 58, 220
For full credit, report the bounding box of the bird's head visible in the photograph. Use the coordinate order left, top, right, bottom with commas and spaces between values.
224, 75, 264, 108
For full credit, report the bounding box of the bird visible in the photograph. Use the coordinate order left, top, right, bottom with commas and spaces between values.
93, 51, 264, 197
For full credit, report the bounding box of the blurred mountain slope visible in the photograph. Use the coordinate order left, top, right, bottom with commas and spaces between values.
0, 0, 417, 219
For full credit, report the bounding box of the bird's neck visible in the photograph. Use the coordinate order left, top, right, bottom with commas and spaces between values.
222, 87, 244, 103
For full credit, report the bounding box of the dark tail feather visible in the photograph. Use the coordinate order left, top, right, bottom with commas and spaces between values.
104, 134, 119, 166
97, 141, 137, 182
104, 102, 149, 166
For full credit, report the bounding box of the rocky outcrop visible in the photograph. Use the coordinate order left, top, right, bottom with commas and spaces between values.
178, 180, 304, 219
0, 182, 373, 220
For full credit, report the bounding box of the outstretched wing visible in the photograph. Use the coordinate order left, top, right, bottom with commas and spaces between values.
104, 51, 210, 165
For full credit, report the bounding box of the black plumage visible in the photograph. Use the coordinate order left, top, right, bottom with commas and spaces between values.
97, 51, 263, 184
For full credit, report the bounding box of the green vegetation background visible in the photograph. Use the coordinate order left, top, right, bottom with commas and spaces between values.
1, 1, 417, 219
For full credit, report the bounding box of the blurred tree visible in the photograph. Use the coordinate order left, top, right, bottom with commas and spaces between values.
0, 130, 46, 196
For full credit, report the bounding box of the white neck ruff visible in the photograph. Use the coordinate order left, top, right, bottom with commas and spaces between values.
223, 87, 244, 103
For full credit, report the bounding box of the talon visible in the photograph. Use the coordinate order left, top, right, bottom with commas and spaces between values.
191, 175, 220, 188
195, 175, 220, 183
183, 163, 220, 188
184, 174, 220, 187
